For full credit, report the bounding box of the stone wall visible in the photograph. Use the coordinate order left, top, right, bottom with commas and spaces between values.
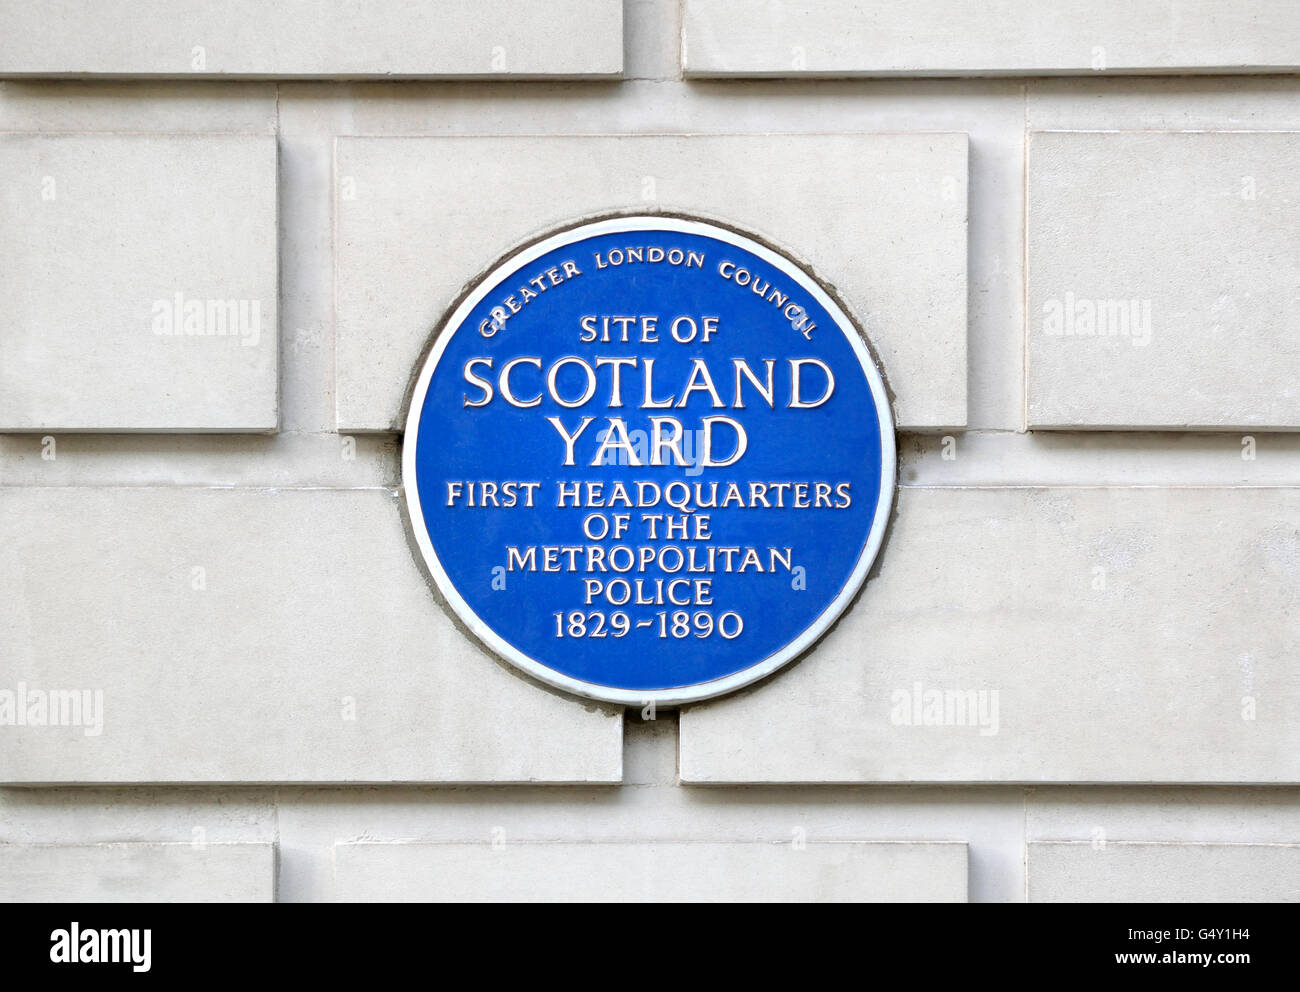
2, 0, 1298, 902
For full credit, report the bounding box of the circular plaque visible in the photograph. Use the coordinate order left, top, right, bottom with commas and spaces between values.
403, 216, 895, 705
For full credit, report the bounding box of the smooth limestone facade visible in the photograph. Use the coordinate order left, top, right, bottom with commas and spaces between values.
0, 0, 1298, 903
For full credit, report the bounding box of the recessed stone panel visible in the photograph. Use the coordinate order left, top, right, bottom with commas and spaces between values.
1029, 841, 1300, 902
0, 133, 278, 432
334, 840, 968, 901
1028, 130, 1300, 430
681, 487, 1300, 784
334, 133, 968, 432
0, 487, 623, 784
0, 1, 622, 79
0, 842, 276, 902
684, 1, 1300, 77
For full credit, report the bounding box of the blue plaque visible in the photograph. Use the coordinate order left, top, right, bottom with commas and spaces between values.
403, 217, 896, 705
